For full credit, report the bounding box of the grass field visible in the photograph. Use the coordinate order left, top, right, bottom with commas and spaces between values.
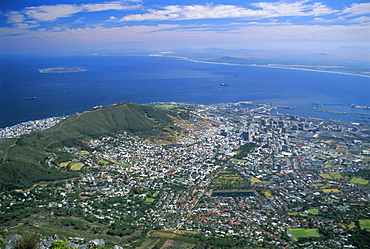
307, 209, 319, 215
250, 178, 262, 184
289, 228, 321, 239
154, 104, 180, 109
118, 163, 131, 167
359, 219, 370, 230
71, 163, 84, 170
59, 162, 69, 168
98, 160, 110, 165
350, 177, 369, 185
211, 170, 250, 190
77, 150, 89, 155
263, 190, 273, 197
330, 172, 342, 178
319, 173, 332, 179
322, 189, 340, 193
145, 198, 155, 203
319, 172, 342, 179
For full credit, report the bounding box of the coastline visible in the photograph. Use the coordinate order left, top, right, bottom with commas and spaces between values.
2, 55, 369, 129
0, 116, 66, 138
150, 54, 370, 78
188, 58, 370, 78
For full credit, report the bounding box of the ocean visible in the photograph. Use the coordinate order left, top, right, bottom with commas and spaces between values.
1, 55, 369, 128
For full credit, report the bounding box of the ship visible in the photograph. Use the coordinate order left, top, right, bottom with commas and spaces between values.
220, 83, 228, 86
23, 96, 37, 100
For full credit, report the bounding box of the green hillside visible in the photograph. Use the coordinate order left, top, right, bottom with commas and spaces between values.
0, 102, 178, 191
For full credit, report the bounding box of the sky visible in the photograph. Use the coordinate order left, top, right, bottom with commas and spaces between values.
0, 0, 369, 60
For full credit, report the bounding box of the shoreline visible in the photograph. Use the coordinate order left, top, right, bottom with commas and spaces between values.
2, 55, 369, 129
151, 54, 370, 78
0, 116, 66, 138
188, 59, 370, 78
2, 99, 369, 134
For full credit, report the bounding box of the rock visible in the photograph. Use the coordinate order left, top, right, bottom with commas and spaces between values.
42, 235, 60, 248
88, 239, 105, 248
69, 237, 85, 244
67, 242, 80, 248
5, 234, 22, 249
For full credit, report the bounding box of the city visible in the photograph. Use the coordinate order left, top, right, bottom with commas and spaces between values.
1, 102, 369, 248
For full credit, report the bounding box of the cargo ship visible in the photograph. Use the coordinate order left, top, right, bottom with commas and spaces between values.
23, 96, 37, 100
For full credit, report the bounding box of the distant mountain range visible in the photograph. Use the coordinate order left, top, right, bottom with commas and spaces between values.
0, 102, 179, 191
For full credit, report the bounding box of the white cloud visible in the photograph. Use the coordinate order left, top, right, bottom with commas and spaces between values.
5, 1, 142, 28
13, 22, 366, 43
108, 16, 118, 21
6, 11, 26, 24
5, 11, 39, 29
307, 2, 337, 16
347, 16, 370, 24
120, 4, 263, 21
24, 5, 83, 22
2, 21, 368, 57
342, 3, 370, 17
252, 1, 335, 16
0, 27, 24, 36
82, 1, 141, 12
120, 1, 336, 22
1, 1, 368, 55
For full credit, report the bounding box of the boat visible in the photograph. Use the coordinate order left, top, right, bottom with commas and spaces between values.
220, 83, 228, 86
23, 96, 37, 100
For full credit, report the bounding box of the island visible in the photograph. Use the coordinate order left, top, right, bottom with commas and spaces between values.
38, 67, 88, 73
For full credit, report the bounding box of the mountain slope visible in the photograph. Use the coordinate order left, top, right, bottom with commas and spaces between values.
0, 102, 178, 191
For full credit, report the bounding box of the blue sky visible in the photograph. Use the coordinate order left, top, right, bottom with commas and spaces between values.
0, 0, 369, 60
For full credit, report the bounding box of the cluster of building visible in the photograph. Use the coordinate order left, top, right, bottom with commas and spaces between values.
0, 117, 65, 138
1, 102, 369, 248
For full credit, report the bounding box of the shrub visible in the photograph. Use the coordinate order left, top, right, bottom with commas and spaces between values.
51, 240, 73, 249
14, 234, 40, 249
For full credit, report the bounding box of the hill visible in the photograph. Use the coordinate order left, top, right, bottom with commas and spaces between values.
0, 102, 179, 191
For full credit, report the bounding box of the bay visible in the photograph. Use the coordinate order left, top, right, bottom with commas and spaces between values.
1, 55, 369, 128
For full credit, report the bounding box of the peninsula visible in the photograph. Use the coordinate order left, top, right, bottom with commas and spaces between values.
1, 102, 369, 249
38, 67, 87, 73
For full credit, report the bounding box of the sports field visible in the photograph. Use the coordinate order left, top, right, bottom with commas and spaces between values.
289, 228, 320, 239
319, 172, 342, 179
350, 177, 369, 185
71, 163, 84, 170
307, 209, 319, 215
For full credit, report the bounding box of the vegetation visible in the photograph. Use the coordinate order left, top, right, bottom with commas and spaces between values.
210, 169, 251, 190
233, 142, 256, 159
346, 169, 370, 181
51, 241, 73, 249
359, 219, 370, 230
14, 233, 41, 249
70, 163, 84, 170
350, 177, 369, 185
0, 102, 179, 192
307, 209, 319, 215
319, 172, 343, 179
289, 228, 321, 239
352, 230, 370, 249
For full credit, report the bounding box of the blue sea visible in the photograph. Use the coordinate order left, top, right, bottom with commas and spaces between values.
1, 55, 369, 128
